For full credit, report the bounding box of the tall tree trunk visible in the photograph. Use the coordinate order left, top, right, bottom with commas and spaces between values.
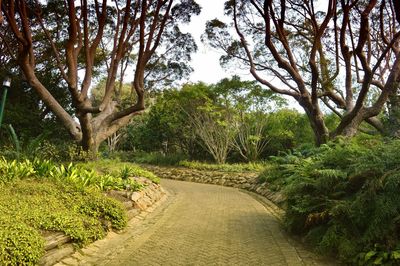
387, 91, 400, 137
79, 114, 98, 159
299, 96, 330, 146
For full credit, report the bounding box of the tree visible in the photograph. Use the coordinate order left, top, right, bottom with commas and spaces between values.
211, 76, 284, 161
232, 111, 269, 162
205, 0, 400, 145
264, 109, 314, 155
0, 19, 73, 145
1, 0, 200, 155
187, 100, 237, 164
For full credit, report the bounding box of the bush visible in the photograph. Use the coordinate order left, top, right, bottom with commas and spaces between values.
130, 152, 188, 166
0, 216, 44, 265
260, 138, 400, 264
0, 180, 127, 265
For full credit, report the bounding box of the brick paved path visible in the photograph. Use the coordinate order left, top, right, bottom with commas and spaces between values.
57, 179, 336, 266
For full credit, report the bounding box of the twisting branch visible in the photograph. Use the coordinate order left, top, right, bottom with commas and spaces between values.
234, 0, 298, 97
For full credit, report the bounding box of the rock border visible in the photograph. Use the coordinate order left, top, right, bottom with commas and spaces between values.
39, 177, 166, 266
142, 165, 286, 207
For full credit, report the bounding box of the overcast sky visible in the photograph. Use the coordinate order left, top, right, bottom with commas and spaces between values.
180, 0, 251, 84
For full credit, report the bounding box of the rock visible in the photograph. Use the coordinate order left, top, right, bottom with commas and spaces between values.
131, 192, 142, 202
44, 232, 71, 251
39, 244, 75, 266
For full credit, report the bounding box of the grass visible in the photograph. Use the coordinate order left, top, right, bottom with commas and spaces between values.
79, 159, 160, 184
178, 160, 266, 172
106, 151, 267, 173
126, 152, 188, 166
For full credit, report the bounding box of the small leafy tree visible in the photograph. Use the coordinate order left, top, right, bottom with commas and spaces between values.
123, 77, 286, 162
186, 101, 237, 164
232, 111, 269, 162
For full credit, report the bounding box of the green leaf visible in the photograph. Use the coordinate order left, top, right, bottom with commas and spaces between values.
391, 251, 400, 260
365, 251, 377, 261
373, 256, 383, 265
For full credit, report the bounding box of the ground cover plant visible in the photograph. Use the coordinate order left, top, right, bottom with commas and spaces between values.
178, 160, 265, 172
0, 158, 159, 265
0, 179, 127, 265
125, 152, 189, 166
259, 137, 400, 265
80, 159, 160, 184
0, 157, 146, 191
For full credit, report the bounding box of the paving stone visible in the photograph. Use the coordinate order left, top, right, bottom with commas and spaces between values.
60, 257, 79, 266
60, 180, 337, 266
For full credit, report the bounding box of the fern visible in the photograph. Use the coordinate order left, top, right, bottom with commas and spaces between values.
261, 138, 400, 264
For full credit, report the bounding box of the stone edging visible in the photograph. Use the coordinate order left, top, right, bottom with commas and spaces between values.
39, 177, 166, 266
142, 165, 286, 208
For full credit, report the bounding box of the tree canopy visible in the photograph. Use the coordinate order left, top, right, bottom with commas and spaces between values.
1, 0, 200, 154
204, 0, 400, 145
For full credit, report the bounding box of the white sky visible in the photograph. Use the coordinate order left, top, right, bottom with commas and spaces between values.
181, 0, 252, 84
181, 0, 326, 85
180, 0, 302, 111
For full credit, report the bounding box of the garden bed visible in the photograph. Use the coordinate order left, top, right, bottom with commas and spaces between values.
0, 159, 165, 265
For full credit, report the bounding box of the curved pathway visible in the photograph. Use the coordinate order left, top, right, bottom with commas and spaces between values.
57, 179, 335, 266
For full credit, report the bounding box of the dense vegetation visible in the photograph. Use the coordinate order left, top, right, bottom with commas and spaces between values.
1, 0, 400, 265
260, 137, 400, 265
0, 180, 125, 264
116, 78, 317, 163
0, 158, 159, 265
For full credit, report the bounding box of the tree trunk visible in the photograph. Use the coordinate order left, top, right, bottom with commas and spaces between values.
299, 97, 330, 146
387, 92, 400, 137
81, 137, 99, 159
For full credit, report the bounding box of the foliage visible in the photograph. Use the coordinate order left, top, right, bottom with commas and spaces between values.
0, 158, 144, 192
205, 1, 400, 143
260, 137, 400, 264
0, 136, 87, 163
0, 68, 73, 150
0, 179, 127, 265
123, 77, 288, 163
0, 158, 163, 264
178, 160, 265, 172
80, 159, 160, 184
1, 0, 201, 154
232, 111, 270, 162
263, 109, 314, 156
0, 216, 44, 265
187, 100, 236, 164
129, 151, 188, 166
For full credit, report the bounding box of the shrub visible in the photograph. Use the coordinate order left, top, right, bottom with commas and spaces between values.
0, 157, 159, 265
0, 158, 144, 192
0, 180, 127, 264
130, 151, 188, 166
0, 216, 44, 265
260, 138, 400, 264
